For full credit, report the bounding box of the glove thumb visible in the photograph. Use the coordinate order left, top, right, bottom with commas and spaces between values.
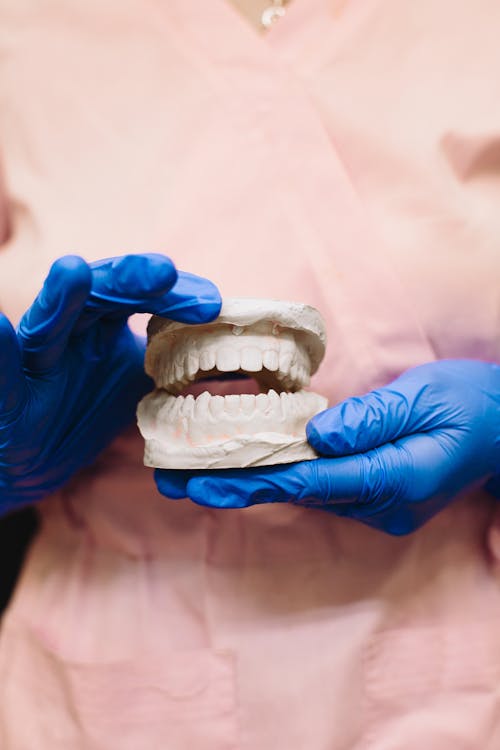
306, 379, 426, 457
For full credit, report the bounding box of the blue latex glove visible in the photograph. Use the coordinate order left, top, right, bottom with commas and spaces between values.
0, 254, 221, 515
155, 360, 500, 535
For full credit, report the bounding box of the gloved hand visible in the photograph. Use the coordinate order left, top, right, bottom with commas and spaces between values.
155, 360, 500, 535
0, 254, 221, 515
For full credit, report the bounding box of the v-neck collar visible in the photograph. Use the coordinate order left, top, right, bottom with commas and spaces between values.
168, 0, 334, 76
214, 0, 321, 47
152, 0, 438, 379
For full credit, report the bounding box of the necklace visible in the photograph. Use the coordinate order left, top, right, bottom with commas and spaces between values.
261, 0, 287, 29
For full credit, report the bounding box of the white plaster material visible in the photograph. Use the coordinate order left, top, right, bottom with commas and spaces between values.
137, 298, 328, 469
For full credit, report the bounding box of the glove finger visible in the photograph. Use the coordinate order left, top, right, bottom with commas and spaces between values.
182, 460, 359, 509
304, 434, 453, 534
184, 441, 416, 510
154, 469, 192, 499
182, 435, 452, 535
0, 314, 27, 415
74, 255, 221, 333
306, 375, 432, 456
154, 270, 222, 324
17, 256, 92, 372
72, 254, 176, 333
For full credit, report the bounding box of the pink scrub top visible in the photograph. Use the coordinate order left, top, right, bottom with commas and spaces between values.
1, 1, 500, 748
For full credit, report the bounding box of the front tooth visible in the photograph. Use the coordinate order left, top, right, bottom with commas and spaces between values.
241, 347, 263, 372
216, 346, 240, 372
224, 394, 240, 416
263, 350, 279, 371
209, 395, 225, 419
200, 348, 216, 371
240, 394, 256, 415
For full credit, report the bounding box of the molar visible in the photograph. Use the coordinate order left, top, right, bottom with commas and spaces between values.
263, 350, 279, 371
187, 353, 199, 379
200, 348, 216, 371
158, 393, 175, 421
279, 391, 289, 417
175, 360, 186, 385
255, 393, 269, 414
289, 361, 299, 384
195, 390, 211, 420
181, 394, 195, 417
267, 389, 282, 421
301, 365, 311, 388
168, 395, 184, 424
278, 347, 294, 378
164, 362, 176, 390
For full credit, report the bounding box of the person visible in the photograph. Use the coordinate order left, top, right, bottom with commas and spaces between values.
0, 0, 499, 747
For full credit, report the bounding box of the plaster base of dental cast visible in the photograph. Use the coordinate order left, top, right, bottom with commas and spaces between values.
137, 298, 328, 468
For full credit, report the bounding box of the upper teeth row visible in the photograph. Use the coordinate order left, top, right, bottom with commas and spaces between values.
148, 329, 311, 392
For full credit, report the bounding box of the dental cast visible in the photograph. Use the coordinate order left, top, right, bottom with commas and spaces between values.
137, 298, 328, 468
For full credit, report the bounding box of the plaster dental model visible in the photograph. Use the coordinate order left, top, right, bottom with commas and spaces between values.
137, 298, 328, 469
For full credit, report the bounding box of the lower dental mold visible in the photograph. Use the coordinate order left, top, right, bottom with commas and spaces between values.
137, 298, 328, 469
